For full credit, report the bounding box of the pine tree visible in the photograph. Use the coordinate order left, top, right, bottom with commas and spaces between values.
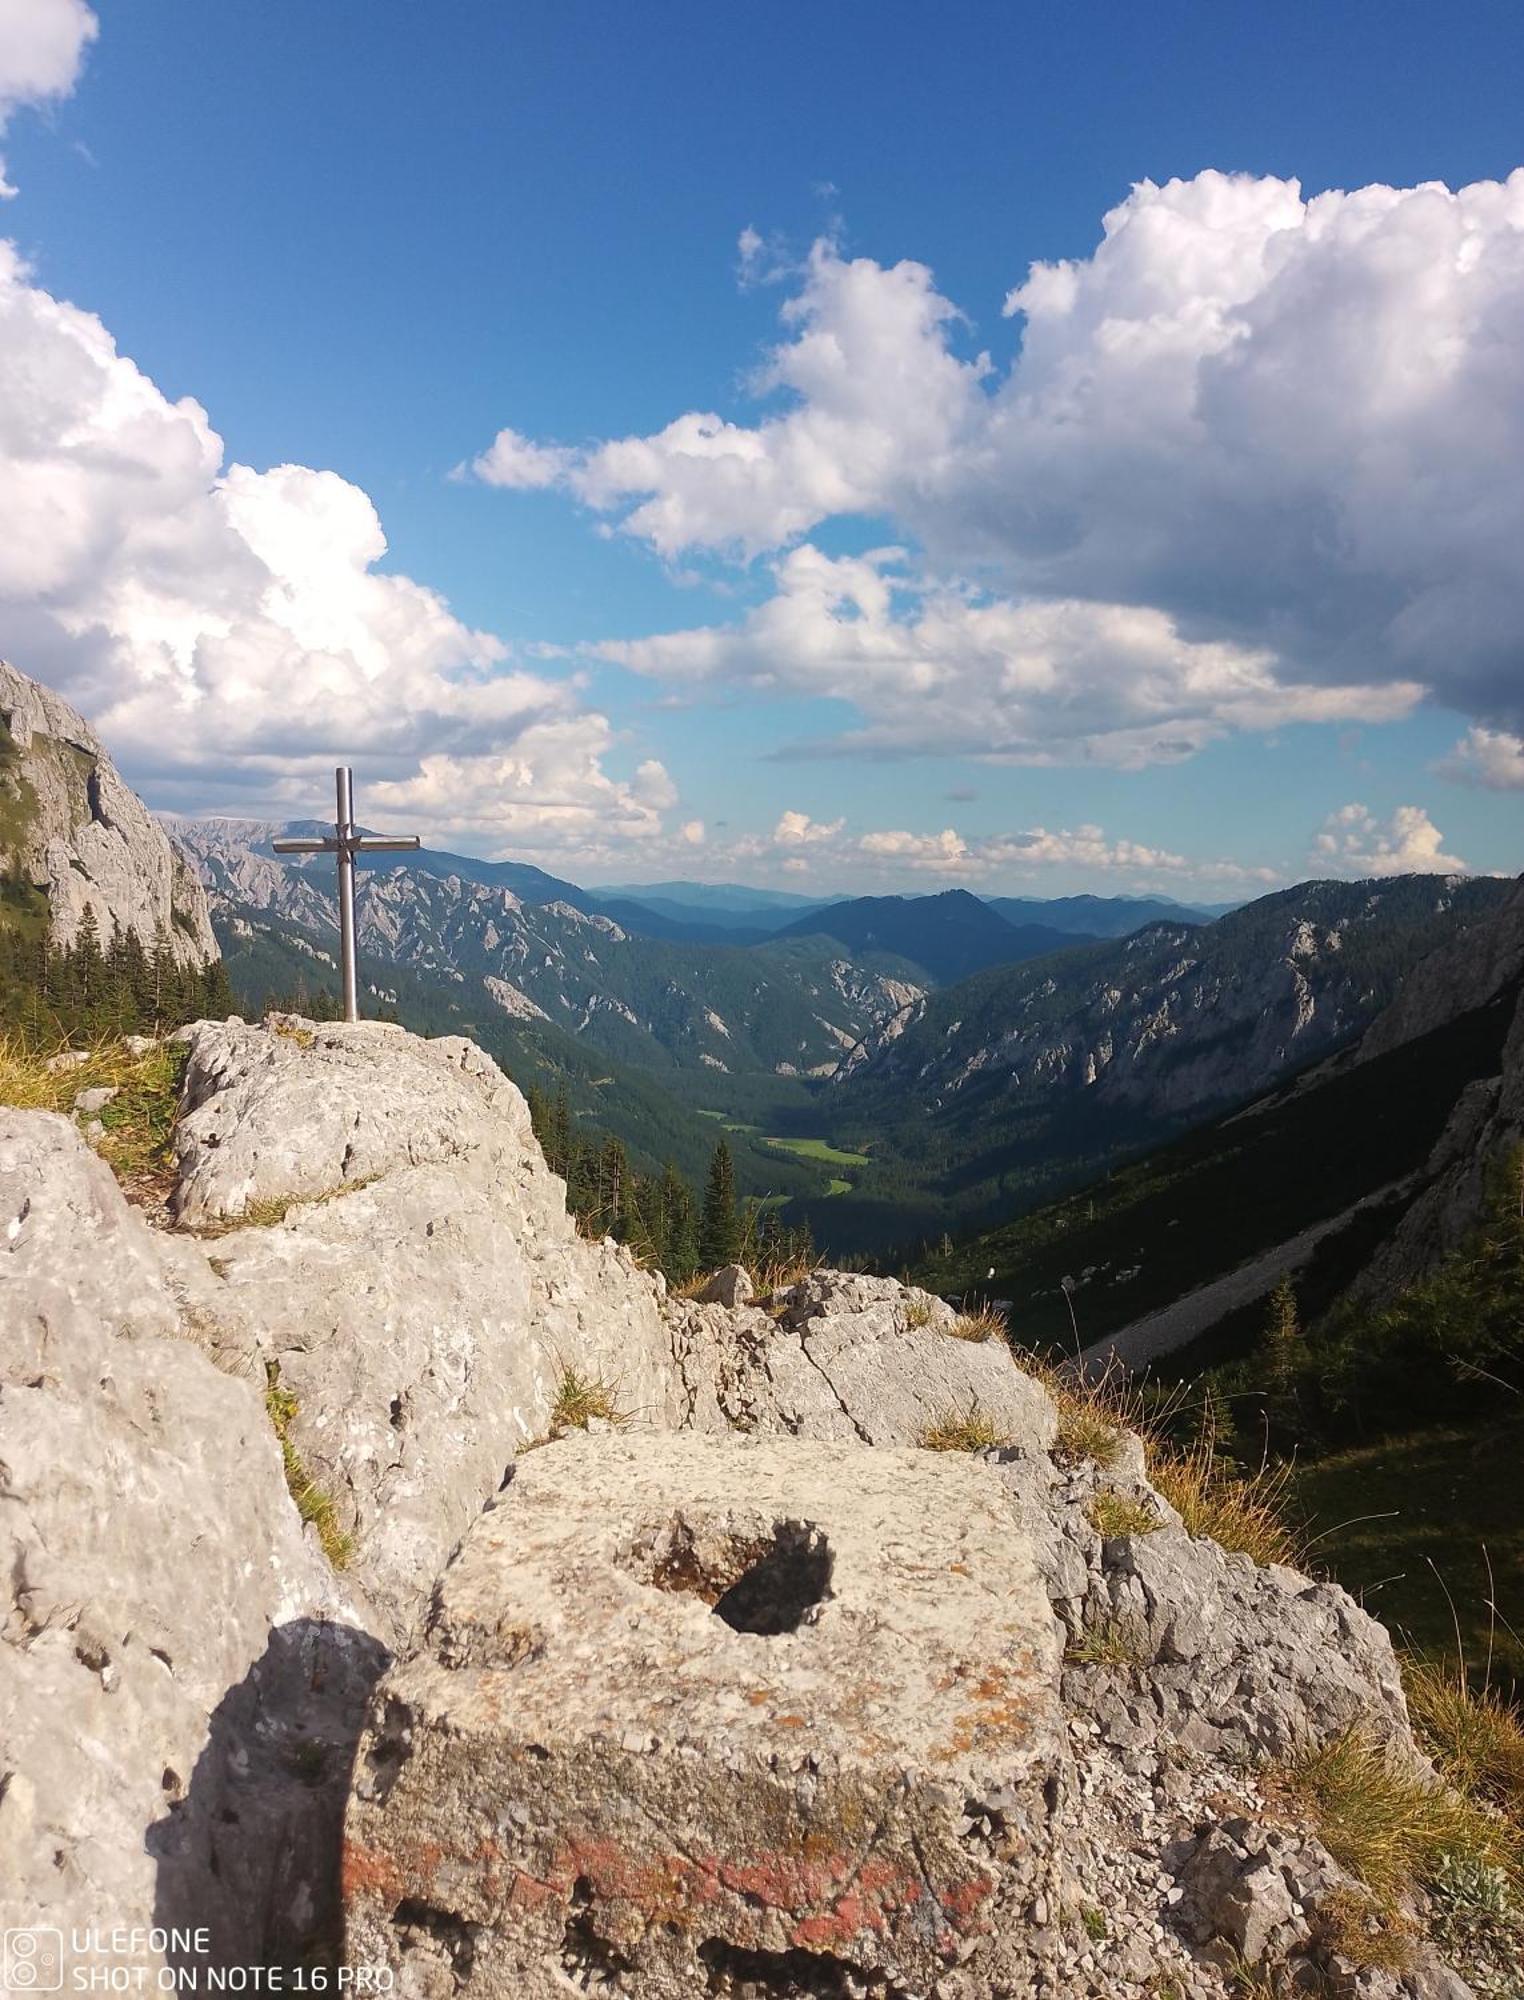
698, 1138, 741, 1271
658, 1162, 698, 1283
1263, 1276, 1303, 1432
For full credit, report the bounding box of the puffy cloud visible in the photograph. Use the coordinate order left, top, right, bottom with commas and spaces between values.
489, 171, 1524, 752
599, 545, 1418, 764
0, 242, 678, 863
1438, 725, 1524, 791
0, 0, 96, 195
1312, 803, 1468, 876
468, 426, 576, 491
719, 809, 1273, 888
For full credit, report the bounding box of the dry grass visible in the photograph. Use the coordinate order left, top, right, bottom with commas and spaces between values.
1269, 1728, 1520, 1906
948, 1305, 1006, 1343
1012, 1347, 1132, 1468
549, 1366, 627, 1435
1087, 1489, 1162, 1540
1064, 1613, 1145, 1668
1148, 1432, 1301, 1568
917, 1399, 1004, 1453
1314, 1887, 1417, 1975
0, 1033, 186, 1206
902, 1294, 936, 1330
264, 1369, 353, 1570
749, 1251, 819, 1296
1405, 1657, 1524, 1834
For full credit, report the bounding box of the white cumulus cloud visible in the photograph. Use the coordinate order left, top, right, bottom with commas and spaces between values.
598, 545, 1418, 765
485, 171, 1524, 760
1312, 803, 1468, 876
0, 242, 679, 866
1438, 726, 1524, 791
0, 0, 96, 196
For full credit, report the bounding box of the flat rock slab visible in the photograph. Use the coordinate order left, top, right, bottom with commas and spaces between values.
344, 1433, 1064, 1998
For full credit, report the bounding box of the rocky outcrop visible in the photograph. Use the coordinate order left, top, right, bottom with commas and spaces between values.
0, 660, 217, 964
667, 1269, 1055, 1450
345, 1434, 1066, 1999
0, 1015, 1481, 1996
168, 1017, 688, 1646
0, 1111, 379, 1971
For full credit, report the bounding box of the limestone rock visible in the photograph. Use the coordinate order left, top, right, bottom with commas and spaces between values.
0, 658, 217, 965
696, 1260, 754, 1308
667, 1269, 1056, 1452
344, 1432, 1066, 1999
0, 1111, 380, 1972
169, 1017, 690, 1644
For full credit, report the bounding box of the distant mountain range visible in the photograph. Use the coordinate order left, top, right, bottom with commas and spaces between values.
168, 815, 1510, 1265
784, 874, 1517, 1254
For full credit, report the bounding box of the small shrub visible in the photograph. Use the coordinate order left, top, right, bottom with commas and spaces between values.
264, 1367, 353, 1571
917, 1400, 1004, 1453
1426, 1851, 1524, 1992
1064, 1613, 1144, 1668
1087, 1490, 1161, 1540
948, 1305, 1005, 1343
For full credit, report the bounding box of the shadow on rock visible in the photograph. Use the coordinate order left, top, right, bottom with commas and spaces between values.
149, 1617, 390, 1974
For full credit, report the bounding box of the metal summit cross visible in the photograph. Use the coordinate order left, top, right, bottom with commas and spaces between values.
272, 768, 421, 1022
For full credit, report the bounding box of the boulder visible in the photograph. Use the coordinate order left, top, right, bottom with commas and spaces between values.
344, 1432, 1066, 1999
695, 1260, 753, 1308
0, 1111, 381, 1974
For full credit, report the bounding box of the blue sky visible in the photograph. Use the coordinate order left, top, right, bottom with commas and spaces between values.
1, 0, 1521, 893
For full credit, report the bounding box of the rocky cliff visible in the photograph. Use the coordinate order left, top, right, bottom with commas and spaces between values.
0, 1015, 1489, 1998
0, 660, 217, 965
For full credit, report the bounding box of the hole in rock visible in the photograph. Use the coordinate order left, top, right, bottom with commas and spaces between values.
560, 1881, 634, 1982
699, 1938, 911, 1998
391, 1899, 478, 1983
634, 1517, 833, 1637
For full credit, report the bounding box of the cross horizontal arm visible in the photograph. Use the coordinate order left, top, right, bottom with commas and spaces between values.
271, 837, 335, 854
353, 835, 423, 852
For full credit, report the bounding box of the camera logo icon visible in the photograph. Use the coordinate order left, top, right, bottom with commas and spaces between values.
4, 1931, 64, 1993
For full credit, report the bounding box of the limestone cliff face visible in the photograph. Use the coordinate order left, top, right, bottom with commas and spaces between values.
0, 660, 217, 965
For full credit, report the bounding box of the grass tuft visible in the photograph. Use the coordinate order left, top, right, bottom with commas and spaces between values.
902, 1294, 936, 1330
264, 1366, 353, 1570
1405, 1658, 1524, 1829
1064, 1613, 1145, 1668
1314, 1886, 1416, 1975
948, 1305, 1005, 1343
1087, 1489, 1162, 1540
549, 1365, 627, 1436
917, 1399, 1004, 1453
1012, 1347, 1130, 1468
1148, 1432, 1300, 1568
1270, 1728, 1520, 1907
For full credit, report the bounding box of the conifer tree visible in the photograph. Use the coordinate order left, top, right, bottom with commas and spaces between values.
698, 1138, 741, 1271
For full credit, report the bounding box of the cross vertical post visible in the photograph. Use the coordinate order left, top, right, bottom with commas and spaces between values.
272, 767, 422, 1023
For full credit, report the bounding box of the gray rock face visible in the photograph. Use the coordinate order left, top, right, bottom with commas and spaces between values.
1349, 882, 1524, 1297
0, 1111, 379, 1973
0, 659, 217, 964
344, 1433, 1066, 2000
667, 1270, 1057, 1452
170, 1017, 688, 1646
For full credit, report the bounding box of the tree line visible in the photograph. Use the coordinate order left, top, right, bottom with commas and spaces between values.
524, 1083, 814, 1286
0, 904, 235, 1044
